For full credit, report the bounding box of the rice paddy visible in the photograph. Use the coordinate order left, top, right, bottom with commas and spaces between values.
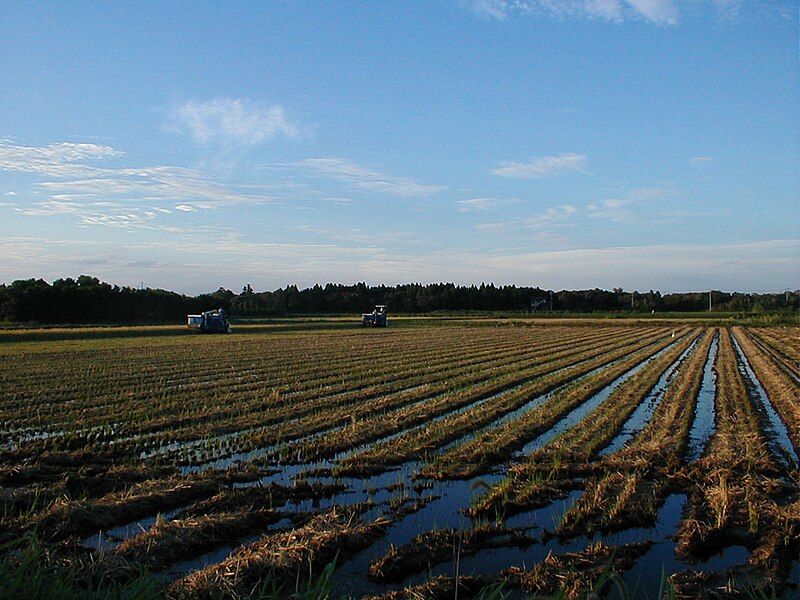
0, 320, 797, 598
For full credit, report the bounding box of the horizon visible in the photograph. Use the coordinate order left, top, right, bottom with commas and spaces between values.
4, 273, 797, 298
1, 2, 797, 294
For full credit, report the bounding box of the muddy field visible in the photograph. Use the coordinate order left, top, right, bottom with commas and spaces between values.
0, 321, 798, 598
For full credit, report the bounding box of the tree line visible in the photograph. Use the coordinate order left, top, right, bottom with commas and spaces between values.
0, 276, 796, 324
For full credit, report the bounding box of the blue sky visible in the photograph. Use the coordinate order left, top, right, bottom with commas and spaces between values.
0, 1, 797, 293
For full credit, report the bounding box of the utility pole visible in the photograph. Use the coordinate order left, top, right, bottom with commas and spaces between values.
631, 291, 634, 310
549, 290, 553, 312
708, 290, 712, 312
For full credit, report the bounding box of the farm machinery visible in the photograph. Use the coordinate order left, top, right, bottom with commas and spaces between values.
362, 305, 388, 327
187, 308, 231, 333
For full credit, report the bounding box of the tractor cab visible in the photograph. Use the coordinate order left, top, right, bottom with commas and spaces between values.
361, 305, 388, 327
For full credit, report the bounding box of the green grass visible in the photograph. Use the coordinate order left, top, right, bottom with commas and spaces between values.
0, 535, 158, 600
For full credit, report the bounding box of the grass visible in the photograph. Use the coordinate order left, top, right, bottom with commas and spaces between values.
0, 535, 158, 600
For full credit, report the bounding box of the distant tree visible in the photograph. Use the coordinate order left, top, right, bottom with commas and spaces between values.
0, 276, 794, 324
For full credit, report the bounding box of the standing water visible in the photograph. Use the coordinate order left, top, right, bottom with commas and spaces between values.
731, 334, 799, 468
686, 333, 718, 462
599, 337, 699, 456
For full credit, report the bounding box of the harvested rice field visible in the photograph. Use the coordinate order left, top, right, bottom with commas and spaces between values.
1, 320, 798, 598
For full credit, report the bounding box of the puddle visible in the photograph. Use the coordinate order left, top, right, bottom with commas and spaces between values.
520, 341, 678, 455
436, 335, 666, 455
599, 337, 699, 456
82, 507, 183, 550
330, 470, 508, 597
621, 494, 751, 597
732, 334, 799, 468
685, 334, 718, 462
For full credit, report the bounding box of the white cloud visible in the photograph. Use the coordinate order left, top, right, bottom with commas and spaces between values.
0, 140, 280, 230
465, 0, 735, 24
452, 239, 800, 291
36, 168, 272, 206
290, 225, 413, 246
174, 204, 195, 212
477, 204, 580, 236
625, 0, 677, 24
323, 197, 355, 206
0, 141, 273, 204
490, 153, 586, 179
471, 0, 509, 19
169, 98, 298, 146
585, 0, 625, 21
478, 188, 666, 236
78, 211, 157, 229
456, 197, 521, 211
1, 231, 795, 294
292, 158, 446, 197
0, 141, 121, 177
711, 0, 742, 16
15, 199, 87, 216
690, 156, 714, 164
587, 187, 665, 221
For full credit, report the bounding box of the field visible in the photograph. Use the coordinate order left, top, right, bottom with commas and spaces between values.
0, 320, 798, 599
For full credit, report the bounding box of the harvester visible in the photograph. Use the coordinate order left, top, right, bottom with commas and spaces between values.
362, 305, 388, 327
187, 308, 231, 333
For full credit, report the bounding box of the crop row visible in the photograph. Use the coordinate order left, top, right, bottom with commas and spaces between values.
338, 329, 683, 477
271, 328, 658, 471
420, 328, 692, 480
2, 323, 797, 598
1, 327, 532, 425
470, 329, 700, 518
5, 327, 600, 454
149, 327, 651, 469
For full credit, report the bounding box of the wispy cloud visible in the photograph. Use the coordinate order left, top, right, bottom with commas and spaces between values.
453, 239, 800, 291
690, 156, 714, 165
587, 187, 666, 221
711, 0, 742, 21
0, 140, 277, 228
168, 98, 299, 146
15, 199, 88, 216
291, 225, 414, 246
470, 0, 510, 20
0, 141, 122, 177
466, 0, 719, 24
477, 204, 579, 240
625, 0, 678, 24
490, 153, 586, 179
292, 158, 446, 197
456, 197, 521, 211
5, 234, 793, 293
477, 188, 666, 236
35, 167, 271, 206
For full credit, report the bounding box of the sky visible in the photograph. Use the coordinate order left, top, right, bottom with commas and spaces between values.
0, 0, 797, 294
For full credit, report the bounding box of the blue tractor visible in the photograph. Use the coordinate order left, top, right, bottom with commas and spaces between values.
187, 308, 232, 333
361, 305, 388, 327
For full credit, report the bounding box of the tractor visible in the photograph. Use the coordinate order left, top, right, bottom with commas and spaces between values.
361, 305, 388, 327
187, 308, 232, 333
